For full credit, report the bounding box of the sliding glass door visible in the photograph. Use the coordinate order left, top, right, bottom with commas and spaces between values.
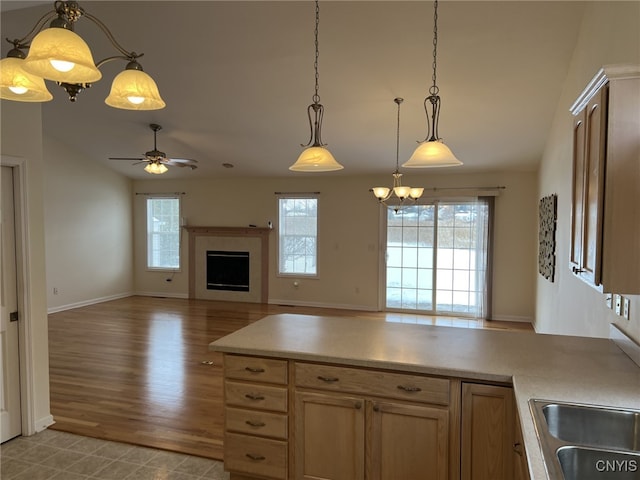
385, 199, 491, 317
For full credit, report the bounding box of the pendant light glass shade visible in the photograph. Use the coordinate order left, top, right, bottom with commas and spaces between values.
403, 139, 463, 168
290, 146, 343, 172
144, 162, 168, 174
0, 57, 53, 102
105, 68, 166, 110
22, 27, 101, 83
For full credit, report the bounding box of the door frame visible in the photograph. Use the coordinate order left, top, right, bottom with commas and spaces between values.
1, 156, 38, 436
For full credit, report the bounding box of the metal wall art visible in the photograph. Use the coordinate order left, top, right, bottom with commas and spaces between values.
538, 194, 558, 282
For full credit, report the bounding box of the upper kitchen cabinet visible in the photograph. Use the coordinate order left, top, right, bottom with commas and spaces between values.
569, 65, 640, 294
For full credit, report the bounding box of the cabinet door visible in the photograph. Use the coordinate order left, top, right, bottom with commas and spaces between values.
461, 383, 515, 480
368, 401, 449, 480
581, 86, 608, 285
294, 391, 365, 480
513, 412, 530, 480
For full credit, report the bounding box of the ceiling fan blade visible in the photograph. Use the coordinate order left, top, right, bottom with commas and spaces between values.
167, 157, 198, 164
109, 157, 145, 161
167, 162, 198, 169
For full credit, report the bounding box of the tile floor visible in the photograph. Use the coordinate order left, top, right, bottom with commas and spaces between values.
0, 429, 229, 480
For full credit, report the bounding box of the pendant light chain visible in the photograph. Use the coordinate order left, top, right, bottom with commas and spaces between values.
313, 0, 320, 105
395, 98, 402, 170
430, 0, 439, 96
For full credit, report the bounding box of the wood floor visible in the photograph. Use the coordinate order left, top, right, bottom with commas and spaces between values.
48, 296, 533, 461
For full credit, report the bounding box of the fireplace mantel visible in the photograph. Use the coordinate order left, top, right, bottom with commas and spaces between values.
184, 226, 271, 302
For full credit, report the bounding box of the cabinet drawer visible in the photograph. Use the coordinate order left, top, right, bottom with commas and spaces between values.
225, 380, 288, 412
295, 362, 450, 406
226, 407, 288, 439
225, 432, 287, 480
224, 354, 288, 385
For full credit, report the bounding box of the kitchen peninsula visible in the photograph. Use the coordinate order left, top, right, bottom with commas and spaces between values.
209, 314, 640, 480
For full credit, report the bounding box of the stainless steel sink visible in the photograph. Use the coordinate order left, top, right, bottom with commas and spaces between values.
530, 399, 640, 480
542, 402, 640, 451
557, 446, 640, 480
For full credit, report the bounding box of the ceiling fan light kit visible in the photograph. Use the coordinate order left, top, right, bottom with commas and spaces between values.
1, 0, 165, 110
109, 124, 198, 175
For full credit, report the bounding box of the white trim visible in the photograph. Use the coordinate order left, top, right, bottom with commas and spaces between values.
268, 298, 378, 312
570, 64, 640, 115
35, 414, 55, 433
47, 292, 135, 314
490, 314, 534, 323
135, 291, 189, 299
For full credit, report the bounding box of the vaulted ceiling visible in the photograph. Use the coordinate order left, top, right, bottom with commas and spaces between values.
1, 1, 586, 179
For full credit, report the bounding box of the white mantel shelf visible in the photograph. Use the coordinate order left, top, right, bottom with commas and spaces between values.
184, 226, 272, 302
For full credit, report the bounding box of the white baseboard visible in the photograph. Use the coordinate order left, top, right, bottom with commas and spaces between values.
47, 292, 134, 314
135, 291, 189, 299
489, 314, 533, 323
35, 414, 55, 434
268, 298, 378, 312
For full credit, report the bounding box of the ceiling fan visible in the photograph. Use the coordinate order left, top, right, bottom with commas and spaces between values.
109, 123, 198, 174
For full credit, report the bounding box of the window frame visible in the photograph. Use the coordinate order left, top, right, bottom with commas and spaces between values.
277, 194, 319, 278
145, 195, 182, 272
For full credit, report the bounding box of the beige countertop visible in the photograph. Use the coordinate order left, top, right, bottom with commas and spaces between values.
209, 313, 640, 480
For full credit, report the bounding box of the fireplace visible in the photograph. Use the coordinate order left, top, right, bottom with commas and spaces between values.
207, 251, 250, 292
185, 226, 271, 303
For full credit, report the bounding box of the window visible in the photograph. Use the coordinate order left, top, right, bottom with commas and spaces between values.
278, 196, 318, 276
385, 198, 492, 318
146, 197, 181, 270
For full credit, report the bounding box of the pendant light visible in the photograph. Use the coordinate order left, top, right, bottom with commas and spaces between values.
290, 0, 343, 172
403, 0, 462, 168
1, 1, 165, 110
371, 98, 424, 213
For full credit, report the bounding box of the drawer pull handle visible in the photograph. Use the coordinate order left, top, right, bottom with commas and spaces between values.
317, 375, 340, 383
246, 453, 266, 461
245, 366, 266, 373
397, 385, 422, 393
245, 393, 265, 401
246, 420, 266, 428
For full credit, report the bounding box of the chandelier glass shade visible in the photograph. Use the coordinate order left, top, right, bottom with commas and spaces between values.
372, 98, 424, 212
403, 0, 462, 168
0, 56, 53, 102
290, 0, 343, 172
1, 1, 165, 110
144, 162, 168, 175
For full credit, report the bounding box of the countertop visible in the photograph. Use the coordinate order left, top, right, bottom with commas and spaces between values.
209, 313, 640, 480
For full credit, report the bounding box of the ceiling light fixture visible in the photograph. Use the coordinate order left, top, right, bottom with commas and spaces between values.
371, 98, 424, 213
144, 161, 169, 175
403, 0, 462, 168
0, 1, 165, 110
289, 0, 343, 172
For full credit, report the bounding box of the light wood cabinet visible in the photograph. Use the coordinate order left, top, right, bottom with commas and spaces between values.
513, 409, 531, 480
293, 362, 457, 480
461, 383, 515, 480
223, 354, 289, 480
570, 66, 640, 293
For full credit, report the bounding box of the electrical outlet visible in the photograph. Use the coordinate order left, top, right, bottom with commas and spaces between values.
623, 297, 630, 320
615, 294, 622, 315
53, 287, 59, 295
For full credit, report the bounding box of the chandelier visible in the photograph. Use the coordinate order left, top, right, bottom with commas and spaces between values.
371, 98, 424, 213
0, 1, 165, 110
403, 0, 462, 167
289, 0, 343, 172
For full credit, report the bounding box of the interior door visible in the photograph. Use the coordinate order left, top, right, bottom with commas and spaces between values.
1, 165, 22, 442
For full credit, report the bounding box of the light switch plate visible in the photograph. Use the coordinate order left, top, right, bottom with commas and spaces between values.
623, 297, 630, 320
615, 294, 622, 316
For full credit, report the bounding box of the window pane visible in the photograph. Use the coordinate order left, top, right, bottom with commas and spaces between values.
278, 197, 318, 275
147, 197, 180, 269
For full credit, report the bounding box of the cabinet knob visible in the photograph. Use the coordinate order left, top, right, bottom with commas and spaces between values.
245, 393, 265, 401
245, 366, 266, 373
246, 453, 266, 461
513, 442, 523, 456
355, 401, 362, 410
317, 375, 340, 383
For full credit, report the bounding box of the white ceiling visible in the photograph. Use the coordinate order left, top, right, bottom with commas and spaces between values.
1, 1, 586, 179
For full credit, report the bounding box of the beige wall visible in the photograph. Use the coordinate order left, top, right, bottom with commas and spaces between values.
1, 101, 53, 433
44, 137, 134, 313
536, 1, 640, 341
133, 170, 537, 321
